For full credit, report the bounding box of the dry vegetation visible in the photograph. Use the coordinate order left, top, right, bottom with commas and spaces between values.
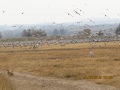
0, 74, 15, 90
0, 41, 120, 89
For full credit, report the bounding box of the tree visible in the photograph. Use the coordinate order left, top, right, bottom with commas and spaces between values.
97, 31, 104, 36
83, 29, 91, 37
59, 29, 65, 36
0, 32, 2, 39
115, 24, 120, 36
22, 29, 47, 37
22, 29, 32, 37
77, 29, 91, 38
53, 29, 58, 36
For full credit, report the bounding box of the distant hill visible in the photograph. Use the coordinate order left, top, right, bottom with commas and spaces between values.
0, 18, 120, 38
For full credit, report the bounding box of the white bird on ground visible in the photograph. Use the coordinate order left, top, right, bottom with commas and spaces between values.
119, 42, 120, 46
89, 49, 94, 58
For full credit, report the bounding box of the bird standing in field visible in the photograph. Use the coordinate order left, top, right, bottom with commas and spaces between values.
7, 70, 14, 76
119, 42, 120, 47
89, 49, 94, 58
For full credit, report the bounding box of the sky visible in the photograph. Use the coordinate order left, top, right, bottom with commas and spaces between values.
0, 0, 120, 25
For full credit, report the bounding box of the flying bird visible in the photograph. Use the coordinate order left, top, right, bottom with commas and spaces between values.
87, 18, 95, 24
12, 26, 16, 27
3, 11, 5, 13
76, 8, 84, 14
105, 14, 109, 18
22, 12, 24, 14
74, 10, 81, 16
53, 22, 56, 24
65, 12, 73, 17
101, 13, 110, 19
19, 25, 23, 28
77, 22, 81, 24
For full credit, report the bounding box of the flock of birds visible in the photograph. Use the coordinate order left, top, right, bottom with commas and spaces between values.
64, 8, 113, 26
1, 4, 118, 27
0, 39, 120, 53
0, 2, 120, 77
0, 40, 119, 77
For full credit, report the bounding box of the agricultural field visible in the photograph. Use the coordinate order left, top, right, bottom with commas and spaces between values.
0, 74, 15, 90
0, 41, 120, 89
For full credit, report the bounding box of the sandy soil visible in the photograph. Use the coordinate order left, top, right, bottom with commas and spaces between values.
1, 71, 119, 90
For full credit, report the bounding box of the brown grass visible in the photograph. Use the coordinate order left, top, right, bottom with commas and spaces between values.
0, 75, 15, 90
0, 41, 120, 88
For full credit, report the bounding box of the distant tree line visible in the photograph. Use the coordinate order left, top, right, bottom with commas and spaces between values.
53, 28, 66, 36
22, 29, 47, 37
77, 28, 91, 38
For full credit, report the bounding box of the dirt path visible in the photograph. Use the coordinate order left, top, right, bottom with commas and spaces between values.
1, 71, 119, 90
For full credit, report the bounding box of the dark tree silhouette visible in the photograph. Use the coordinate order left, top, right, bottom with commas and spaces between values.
115, 24, 120, 36
0, 32, 2, 39
53, 29, 59, 36
97, 31, 104, 36
22, 29, 47, 37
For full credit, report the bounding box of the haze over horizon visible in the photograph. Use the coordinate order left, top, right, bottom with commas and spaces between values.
0, 0, 120, 25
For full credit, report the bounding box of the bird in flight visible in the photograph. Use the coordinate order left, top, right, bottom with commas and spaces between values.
104, 14, 109, 18
87, 18, 95, 24
76, 8, 84, 14
19, 25, 23, 28
12, 26, 16, 27
101, 13, 109, 19
74, 10, 81, 16
65, 12, 73, 17
53, 22, 56, 24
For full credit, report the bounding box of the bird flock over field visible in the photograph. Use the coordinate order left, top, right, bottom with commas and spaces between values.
0, 1, 120, 59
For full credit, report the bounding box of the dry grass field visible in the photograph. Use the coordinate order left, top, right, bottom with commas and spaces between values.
0, 41, 120, 89
0, 74, 15, 90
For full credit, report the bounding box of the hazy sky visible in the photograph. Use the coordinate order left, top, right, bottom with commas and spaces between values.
0, 0, 120, 25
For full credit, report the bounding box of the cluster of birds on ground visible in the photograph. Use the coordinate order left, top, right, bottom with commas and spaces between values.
0, 3, 120, 77
0, 39, 120, 57
0, 38, 120, 48
0, 40, 119, 77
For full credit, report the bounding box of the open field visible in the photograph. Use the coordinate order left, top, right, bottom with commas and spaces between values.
0, 41, 120, 89
0, 74, 15, 90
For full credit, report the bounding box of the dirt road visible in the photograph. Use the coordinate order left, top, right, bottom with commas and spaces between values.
1, 71, 119, 90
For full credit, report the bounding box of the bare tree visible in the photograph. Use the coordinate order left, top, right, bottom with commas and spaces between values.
0, 32, 2, 39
